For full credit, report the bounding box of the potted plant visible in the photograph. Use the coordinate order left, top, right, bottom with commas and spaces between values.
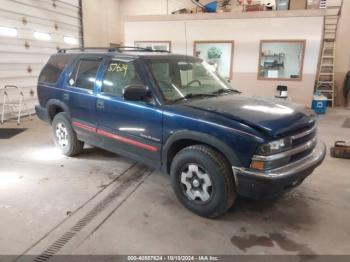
207, 47, 222, 72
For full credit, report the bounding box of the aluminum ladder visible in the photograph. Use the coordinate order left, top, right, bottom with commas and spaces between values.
1, 85, 32, 125
316, 0, 343, 108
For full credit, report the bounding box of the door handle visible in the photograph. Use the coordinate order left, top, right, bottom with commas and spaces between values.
96, 100, 104, 109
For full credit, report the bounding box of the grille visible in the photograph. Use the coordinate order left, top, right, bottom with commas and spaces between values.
292, 129, 317, 147
290, 148, 314, 162
289, 124, 317, 162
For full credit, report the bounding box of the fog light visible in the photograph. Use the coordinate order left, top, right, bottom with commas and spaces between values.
250, 160, 265, 170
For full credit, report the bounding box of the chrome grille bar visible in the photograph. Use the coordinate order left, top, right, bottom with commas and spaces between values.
291, 125, 317, 140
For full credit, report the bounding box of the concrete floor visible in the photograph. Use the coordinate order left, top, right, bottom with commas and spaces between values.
0, 109, 350, 257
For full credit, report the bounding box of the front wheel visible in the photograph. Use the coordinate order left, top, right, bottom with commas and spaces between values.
52, 112, 84, 157
170, 145, 236, 218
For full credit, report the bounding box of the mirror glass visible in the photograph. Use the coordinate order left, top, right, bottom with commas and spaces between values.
258, 40, 305, 81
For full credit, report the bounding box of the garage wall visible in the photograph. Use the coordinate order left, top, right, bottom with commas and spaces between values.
82, 0, 121, 47
0, 0, 81, 120
124, 14, 323, 106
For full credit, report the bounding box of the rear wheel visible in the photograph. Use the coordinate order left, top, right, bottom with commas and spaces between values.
52, 112, 84, 156
170, 145, 236, 218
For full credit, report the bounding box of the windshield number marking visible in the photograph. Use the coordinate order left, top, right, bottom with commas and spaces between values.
108, 63, 128, 76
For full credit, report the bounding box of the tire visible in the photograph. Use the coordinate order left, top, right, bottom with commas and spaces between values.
170, 145, 236, 218
52, 112, 84, 157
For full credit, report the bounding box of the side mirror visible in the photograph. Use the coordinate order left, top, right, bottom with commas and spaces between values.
123, 84, 150, 101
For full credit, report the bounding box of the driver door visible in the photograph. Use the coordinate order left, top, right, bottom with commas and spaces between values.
96, 59, 163, 167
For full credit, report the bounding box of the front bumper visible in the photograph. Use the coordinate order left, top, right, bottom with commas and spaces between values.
233, 140, 326, 199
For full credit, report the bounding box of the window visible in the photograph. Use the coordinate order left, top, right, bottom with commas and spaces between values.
69, 59, 101, 90
134, 41, 171, 52
258, 40, 305, 81
101, 60, 142, 97
34, 31, 51, 41
39, 54, 74, 84
63, 36, 78, 45
0, 26, 17, 37
194, 41, 234, 80
147, 58, 232, 103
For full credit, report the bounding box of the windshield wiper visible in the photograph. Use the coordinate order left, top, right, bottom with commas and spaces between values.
172, 93, 217, 103
213, 88, 241, 95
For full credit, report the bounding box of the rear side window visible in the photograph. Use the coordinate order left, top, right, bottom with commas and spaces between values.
68, 59, 102, 90
39, 55, 73, 84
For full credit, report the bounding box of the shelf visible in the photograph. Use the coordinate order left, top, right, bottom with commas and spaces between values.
126, 10, 325, 22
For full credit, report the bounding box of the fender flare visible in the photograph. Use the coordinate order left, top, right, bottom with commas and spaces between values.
46, 99, 71, 121
162, 130, 241, 172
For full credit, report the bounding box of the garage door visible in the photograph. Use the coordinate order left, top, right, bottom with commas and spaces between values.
0, 0, 82, 120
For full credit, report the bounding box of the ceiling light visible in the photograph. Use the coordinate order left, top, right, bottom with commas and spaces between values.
0, 26, 18, 37
34, 31, 51, 41
63, 36, 78, 45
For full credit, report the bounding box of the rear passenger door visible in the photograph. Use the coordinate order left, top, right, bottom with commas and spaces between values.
96, 59, 163, 167
64, 57, 103, 144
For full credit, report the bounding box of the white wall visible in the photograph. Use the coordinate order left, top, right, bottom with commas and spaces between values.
124, 15, 323, 106
82, 0, 121, 46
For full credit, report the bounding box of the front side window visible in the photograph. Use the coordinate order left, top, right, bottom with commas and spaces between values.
146, 58, 235, 103
101, 60, 142, 97
69, 59, 101, 90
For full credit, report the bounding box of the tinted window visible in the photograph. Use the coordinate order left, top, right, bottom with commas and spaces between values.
69, 59, 101, 90
102, 61, 142, 97
39, 55, 73, 84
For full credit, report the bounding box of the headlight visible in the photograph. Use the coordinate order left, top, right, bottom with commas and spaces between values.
256, 137, 292, 155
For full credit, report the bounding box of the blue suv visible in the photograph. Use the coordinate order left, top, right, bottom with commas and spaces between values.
35, 47, 326, 218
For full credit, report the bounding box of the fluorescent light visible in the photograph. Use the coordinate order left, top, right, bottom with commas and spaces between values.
34, 31, 51, 41
0, 26, 17, 37
63, 36, 78, 45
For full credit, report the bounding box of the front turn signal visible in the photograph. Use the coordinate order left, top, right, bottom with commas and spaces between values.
250, 160, 265, 170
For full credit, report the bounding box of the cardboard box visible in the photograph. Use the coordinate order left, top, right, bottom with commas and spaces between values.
289, 0, 307, 9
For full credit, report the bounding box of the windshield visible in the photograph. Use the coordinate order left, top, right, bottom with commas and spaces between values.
146, 57, 238, 103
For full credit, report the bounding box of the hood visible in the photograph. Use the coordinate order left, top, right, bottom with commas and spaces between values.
184, 94, 315, 138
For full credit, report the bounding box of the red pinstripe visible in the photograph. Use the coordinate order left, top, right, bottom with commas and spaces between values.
72, 121, 158, 152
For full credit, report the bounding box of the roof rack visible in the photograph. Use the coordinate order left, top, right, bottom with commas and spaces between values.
57, 46, 170, 54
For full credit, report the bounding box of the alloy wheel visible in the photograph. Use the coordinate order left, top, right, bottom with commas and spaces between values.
55, 122, 69, 148
180, 163, 213, 203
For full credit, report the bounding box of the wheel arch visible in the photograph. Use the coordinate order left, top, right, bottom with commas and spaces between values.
162, 130, 241, 174
46, 99, 71, 123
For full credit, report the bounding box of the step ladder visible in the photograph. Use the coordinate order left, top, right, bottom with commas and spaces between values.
316, 0, 343, 108
1, 85, 32, 125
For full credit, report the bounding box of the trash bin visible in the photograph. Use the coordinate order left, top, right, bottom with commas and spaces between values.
311, 92, 328, 115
